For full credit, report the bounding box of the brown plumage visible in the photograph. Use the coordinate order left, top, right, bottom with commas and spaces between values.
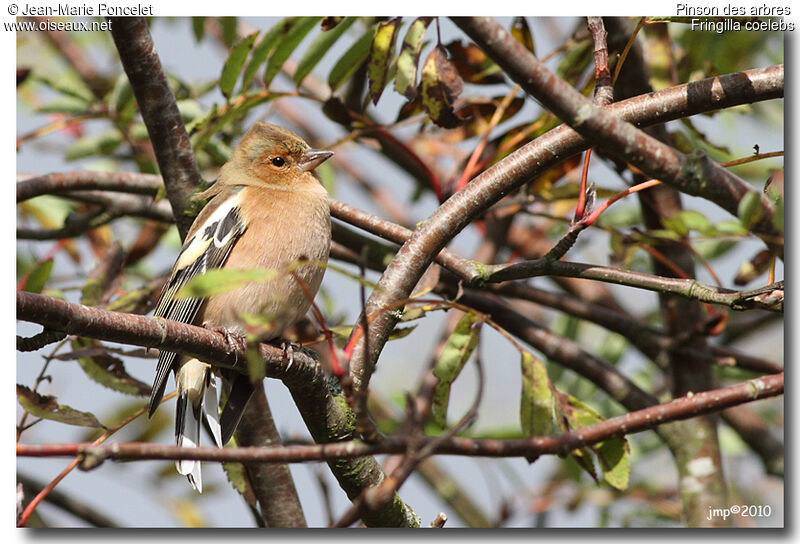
148, 123, 332, 491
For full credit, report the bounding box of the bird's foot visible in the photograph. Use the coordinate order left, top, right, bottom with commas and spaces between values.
208, 326, 247, 360
280, 341, 296, 370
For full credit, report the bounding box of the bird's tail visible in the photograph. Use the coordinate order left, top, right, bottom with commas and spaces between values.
175, 358, 222, 493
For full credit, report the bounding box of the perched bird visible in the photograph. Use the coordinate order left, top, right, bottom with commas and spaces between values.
148, 123, 333, 491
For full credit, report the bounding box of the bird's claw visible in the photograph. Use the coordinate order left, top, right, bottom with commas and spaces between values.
209, 327, 247, 359
280, 341, 298, 371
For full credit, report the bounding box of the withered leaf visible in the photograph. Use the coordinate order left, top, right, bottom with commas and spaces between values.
421, 45, 464, 129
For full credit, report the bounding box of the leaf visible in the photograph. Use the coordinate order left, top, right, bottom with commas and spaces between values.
519, 351, 562, 439
420, 45, 464, 129
75, 348, 152, 396
294, 17, 357, 85
33, 73, 94, 102
444, 41, 504, 85
36, 96, 92, 114
328, 24, 376, 92
191, 17, 206, 42
663, 210, 711, 236
431, 313, 481, 428
263, 17, 322, 87
511, 17, 535, 55
242, 18, 295, 91
452, 96, 525, 140
22, 259, 53, 294
737, 191, 764, 229
107, 74, 135, 121
561, 395, 631, 490
219, 32, 259, 99
366, 17, 401, 105
176, 268, 276, 299
321, 17, 345, 31
17, 385, 103, 428
65, 130, 124, 160
219, 17, 239, 47
394, 17, 432, 100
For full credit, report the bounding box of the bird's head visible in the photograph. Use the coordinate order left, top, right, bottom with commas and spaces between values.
229, 122, 333, 187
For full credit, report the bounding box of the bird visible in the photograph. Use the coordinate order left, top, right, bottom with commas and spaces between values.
147, 122, 333, 492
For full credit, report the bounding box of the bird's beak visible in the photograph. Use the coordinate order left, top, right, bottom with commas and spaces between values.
298, 149, 334, 172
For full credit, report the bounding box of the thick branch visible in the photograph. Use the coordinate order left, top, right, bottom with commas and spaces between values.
109, 17, 202, 238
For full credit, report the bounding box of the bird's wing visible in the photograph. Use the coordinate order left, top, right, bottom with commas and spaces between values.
148, 188, 247, 417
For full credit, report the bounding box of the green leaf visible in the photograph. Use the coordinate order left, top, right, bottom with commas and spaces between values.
431, 313, 482, 428
328, 24, 376, 92
562, 395, 630, 490
263, 17, 322, 87
65, 130, 124, 160
420, 45, 464, 129
219, 32, 259, 99
34, 72, 94, 102
242, 18, 295, 92
510, 17, 535, 55
23, 259, 53, 294
191, 17, 206, 42
219, 17, 239, 47
366, 17, 401, 105
294, 17, 357, 85
66, 339, 151, 397
36, 96, 92, 115
519, 351, 561, 439
17, 384, 104, 428
176, 268, 276, 299
246, 345, 266, 383
663, 210, 712, 235
737, 191, 764, 229
715, 220, 748, 236
107, 74, 135, 121
394, 17, 432, 100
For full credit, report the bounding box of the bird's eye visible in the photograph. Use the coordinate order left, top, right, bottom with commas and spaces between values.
271, 157, 286, 167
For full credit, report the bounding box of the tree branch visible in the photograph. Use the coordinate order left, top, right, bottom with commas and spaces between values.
452, 17, 781, 243
109, 17, 202, 237
18, 372, 783, 463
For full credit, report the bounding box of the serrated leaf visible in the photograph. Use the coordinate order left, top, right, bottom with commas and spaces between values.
431, 313, 481, 428
421, 45, 464, 129
366, 17, 401, 105
241, 18, 295, 92
511, 17, 535, 55
22, 259, 53, 294
294, 17, 356, 85
17, 385, 103, 428
176, 268, 276, 299
220, 32, 259, 99
328, 24, 376, 92
394, 17, 432, 100
191, 17, 206, 42
65, 130, 124, 161
737, 191, 764, 229
263, 17, 322, 87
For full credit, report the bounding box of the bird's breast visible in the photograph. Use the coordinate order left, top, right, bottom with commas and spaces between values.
196, 184, 331, 338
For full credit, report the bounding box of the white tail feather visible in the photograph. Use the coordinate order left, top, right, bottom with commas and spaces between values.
204, 374, 223, 448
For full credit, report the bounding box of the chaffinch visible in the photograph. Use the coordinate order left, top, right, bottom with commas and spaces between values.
148, 122, 333, 492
